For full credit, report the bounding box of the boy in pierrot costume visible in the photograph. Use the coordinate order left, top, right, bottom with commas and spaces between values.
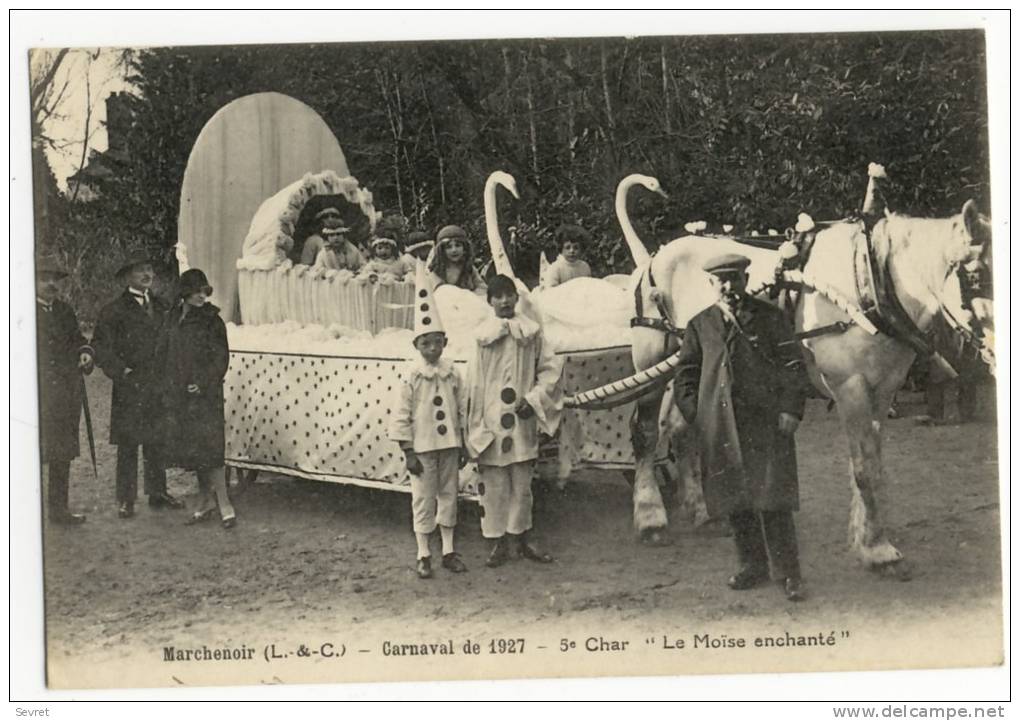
390, 263, 469, 579
465, 274, 564, 568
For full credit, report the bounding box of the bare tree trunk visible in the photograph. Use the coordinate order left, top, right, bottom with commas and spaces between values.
600, 45, 616, 163
30, 48, 70, 120
564, 47, 577, 197
393, 78, 419, 221
419, 70, 447, 209
523, 50, 540, 187
69, 55, 95, 204
376, 69, 405, 217
502, 46, 517, 140
661, 44, 672, 136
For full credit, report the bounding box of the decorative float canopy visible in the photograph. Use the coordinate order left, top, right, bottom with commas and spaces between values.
178, 92, 350, 322
240, 170, 378, 270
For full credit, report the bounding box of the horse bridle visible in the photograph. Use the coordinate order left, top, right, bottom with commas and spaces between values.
937, 244, 995, 370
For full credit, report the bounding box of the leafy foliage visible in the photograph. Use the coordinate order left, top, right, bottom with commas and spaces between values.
35, 30, 990, 319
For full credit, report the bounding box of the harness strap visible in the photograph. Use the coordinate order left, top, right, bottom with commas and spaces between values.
853, 220, 933, 357
789, 321, 853, 342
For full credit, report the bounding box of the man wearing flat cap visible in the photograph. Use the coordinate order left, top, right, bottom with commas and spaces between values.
673, 253, 809, 602
93, 253, 183, 518
35, 257, 94, 525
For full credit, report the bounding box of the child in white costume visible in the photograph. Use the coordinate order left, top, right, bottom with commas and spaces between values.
465, 274, 564, 568
389, 264, 469, 579
362, 237, 415, 280
541, 224, 592, 289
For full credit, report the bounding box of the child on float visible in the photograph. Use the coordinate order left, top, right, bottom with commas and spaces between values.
427, 224, 487, 295
403, 231, 435, 265
302, 206, 366, 272
465, 274, 564, 568
361, 236, 414, 280
540, 224, 593, 289
389, 264, 469, 579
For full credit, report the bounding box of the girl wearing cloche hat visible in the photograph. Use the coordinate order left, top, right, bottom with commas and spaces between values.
157, 268, 237, 529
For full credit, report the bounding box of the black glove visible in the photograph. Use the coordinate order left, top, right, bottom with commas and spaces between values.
405, 451, 423, 476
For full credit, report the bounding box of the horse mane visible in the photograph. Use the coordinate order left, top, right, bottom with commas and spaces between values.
875, 211, 973, 289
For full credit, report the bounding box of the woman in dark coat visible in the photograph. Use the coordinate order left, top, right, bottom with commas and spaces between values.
159, 269, 235, 528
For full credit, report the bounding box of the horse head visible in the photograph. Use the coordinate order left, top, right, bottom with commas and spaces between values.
938, 199, 996, 371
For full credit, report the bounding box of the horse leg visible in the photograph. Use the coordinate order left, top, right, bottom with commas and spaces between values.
630, 396, 670, 545
834, 376, 903, 568
657, 388, 708, 527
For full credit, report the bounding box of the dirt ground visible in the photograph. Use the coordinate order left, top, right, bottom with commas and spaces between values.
41, 372, 1004, 688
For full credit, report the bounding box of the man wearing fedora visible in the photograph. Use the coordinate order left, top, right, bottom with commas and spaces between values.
674, 253, 809, 602
36, 257, 94, 525
93, 253, 183, 518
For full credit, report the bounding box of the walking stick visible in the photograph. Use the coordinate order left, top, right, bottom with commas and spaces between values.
79, 373, 98, 479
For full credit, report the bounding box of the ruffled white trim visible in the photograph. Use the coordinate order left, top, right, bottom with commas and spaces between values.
241, 170, 380, 269
408, 357, 457, 381
475, 314, 541, 346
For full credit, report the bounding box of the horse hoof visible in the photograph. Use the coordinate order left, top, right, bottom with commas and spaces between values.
694, 517, 732, 538
638, 528, 672, 547
871, 560, 913, 582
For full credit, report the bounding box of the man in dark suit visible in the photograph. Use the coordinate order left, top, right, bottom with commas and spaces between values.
674, 253, 808, 602
93, 254, 183, 518
36, 258, 94, 525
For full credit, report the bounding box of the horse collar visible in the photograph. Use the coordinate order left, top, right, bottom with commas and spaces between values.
853, 219, 933, 358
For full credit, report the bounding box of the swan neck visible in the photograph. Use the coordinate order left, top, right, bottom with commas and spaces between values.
617, 178, 651, 266
484, 177, 513, 277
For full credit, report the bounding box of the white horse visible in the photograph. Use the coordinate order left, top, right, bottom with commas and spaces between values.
620, 174, 994, 569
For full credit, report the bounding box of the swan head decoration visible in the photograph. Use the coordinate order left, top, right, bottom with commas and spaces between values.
488, 170, 520, 200
633, 173, 668, 199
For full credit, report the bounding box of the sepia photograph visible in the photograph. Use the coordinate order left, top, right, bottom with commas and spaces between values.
11, 9, 1009, 702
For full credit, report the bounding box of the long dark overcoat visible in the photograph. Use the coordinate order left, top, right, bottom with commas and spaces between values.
93, 289, 170, 445
36, 300, 90, 461
157, 302, 229, 470
673, 296, 807, 516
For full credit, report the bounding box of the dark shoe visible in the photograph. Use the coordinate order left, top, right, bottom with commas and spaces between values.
727, 566, 769, 590
442, 552, 468, 573
416, 556, 433, 579
185, 508, 216, 526
221, 514, 237, 530
783, 577, 806, 602
518, 539, 554, 564
118, 503, 135, 519
485, 538, 510, 568
50, 512, 87, 526
148, 492, 185, 509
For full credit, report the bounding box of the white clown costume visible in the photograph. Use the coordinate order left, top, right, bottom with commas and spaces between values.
466, 308, 564, 540
388, 265, 466, 537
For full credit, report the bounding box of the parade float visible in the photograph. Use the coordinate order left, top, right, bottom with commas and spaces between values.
178, 93, 642, 496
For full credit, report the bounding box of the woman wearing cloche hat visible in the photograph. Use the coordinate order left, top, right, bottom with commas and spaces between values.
157, 269, 237, 529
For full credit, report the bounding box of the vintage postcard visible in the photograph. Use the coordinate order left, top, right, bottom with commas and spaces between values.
13, 10, 1008, 697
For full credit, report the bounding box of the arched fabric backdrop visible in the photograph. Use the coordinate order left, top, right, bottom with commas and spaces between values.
178, 92, 349, 322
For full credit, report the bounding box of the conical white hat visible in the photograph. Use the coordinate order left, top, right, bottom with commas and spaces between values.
413, 260, 445, 339
862, 162, 887, 216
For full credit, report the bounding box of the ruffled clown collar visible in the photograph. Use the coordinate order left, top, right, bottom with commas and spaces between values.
409, 357, 458, 380
476, 313, 541, 346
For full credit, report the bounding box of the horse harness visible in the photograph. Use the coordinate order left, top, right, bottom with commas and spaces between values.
630, 214, 992, 366
631, 262, 683, 354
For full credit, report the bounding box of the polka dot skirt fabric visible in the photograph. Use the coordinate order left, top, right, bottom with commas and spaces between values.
557, 346, 637, 472
223, 346, 637, 493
